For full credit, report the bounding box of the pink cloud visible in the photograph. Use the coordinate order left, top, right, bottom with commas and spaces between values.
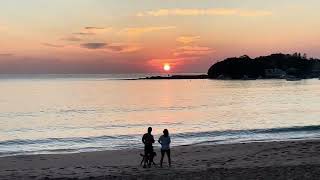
137, 8, 272, 17
42, 43, 65, 48
174, 46, 214, 57
120, 26, 176, 36
176, 36, 201, 44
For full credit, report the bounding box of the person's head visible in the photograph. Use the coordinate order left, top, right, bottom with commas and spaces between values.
147, 127, 152, 134
163, 129, 169, 137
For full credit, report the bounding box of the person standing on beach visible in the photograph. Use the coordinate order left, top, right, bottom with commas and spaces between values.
158, 129, 171, 167
142, 127, 155, 168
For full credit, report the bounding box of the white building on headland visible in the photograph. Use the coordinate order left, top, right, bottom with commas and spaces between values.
264, 68, 286, 78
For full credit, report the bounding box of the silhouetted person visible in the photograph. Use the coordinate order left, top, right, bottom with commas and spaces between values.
158, 129, 171, 167
142, 127, 155, 168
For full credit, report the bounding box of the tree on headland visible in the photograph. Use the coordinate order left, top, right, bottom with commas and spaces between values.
207, 53, 320, 79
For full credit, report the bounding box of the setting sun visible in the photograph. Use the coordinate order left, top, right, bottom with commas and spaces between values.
163, 63, 171, 72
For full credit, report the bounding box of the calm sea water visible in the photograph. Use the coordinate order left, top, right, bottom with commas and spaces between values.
0, 74, 320, 157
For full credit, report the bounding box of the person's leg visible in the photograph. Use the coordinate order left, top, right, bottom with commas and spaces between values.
143, 147, 148, 168
148, 147, 154, 167
160, 149, 165, 167
140, 155, 145, 165
166, 149, 171, 167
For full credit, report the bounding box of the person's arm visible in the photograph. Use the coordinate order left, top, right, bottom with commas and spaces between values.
158, 136, 162, 144
168, 137, 171, 144
142, 134, 146, 144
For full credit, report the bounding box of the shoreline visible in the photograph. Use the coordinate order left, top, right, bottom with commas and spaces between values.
124, 74, 320, 81
1, 139, 320, 179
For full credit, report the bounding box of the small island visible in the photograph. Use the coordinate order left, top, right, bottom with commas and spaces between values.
208, 53, 320, 80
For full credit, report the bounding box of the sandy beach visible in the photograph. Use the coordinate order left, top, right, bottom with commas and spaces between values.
0, 139, 319, 180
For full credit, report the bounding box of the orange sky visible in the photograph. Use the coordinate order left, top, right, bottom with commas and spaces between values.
0, 0, 320, 73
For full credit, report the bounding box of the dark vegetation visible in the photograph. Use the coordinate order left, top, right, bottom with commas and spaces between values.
208, 53, 320, 79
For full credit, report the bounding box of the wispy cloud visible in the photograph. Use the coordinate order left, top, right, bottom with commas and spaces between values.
81, 42, 141, 53
61, 36, 82, 42
137, 8, 272, 17
148, 57, 188, 66
178, 46, 211, 51
176, 36, 201, 44
73, 32, 96, 36
42, 43, 65, 48
174, 46, 213, 57
63, 26, 111, 42
74, 27, 112, 36
105, 43, 142, 53
120, 26, 176, 36
175, 36, 212, 57
81, 43, 107, 49
84, 27, 106, 30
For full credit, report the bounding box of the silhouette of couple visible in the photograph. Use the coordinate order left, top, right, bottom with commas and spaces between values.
142, 127, 171, 168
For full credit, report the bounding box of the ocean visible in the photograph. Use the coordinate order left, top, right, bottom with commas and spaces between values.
0, 74, 320, 157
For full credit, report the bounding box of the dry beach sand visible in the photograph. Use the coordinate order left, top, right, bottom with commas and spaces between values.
1, 139, 320, 180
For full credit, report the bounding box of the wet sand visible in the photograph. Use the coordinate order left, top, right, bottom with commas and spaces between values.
1, 139, 320, 180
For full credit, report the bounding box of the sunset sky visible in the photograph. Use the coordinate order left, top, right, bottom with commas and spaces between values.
0, 0, 320, 73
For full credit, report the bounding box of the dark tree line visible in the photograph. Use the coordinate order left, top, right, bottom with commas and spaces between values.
207, 53, 320, 79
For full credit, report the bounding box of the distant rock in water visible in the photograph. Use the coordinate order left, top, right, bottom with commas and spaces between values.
208, 53, 320, 79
